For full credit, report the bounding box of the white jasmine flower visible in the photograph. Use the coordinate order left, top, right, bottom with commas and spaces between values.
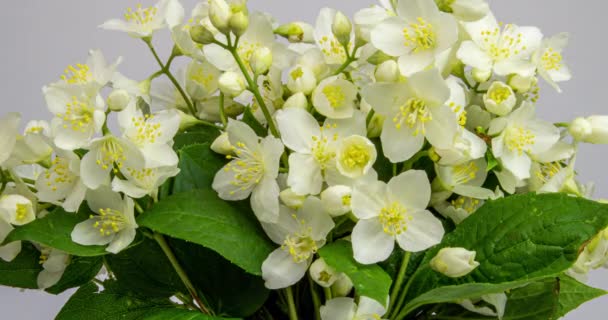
371, 0, 458, 76
314, 8, 354, 65
261, 197, 334, 289
0, 194, 36, 226
185, 60, 221, 101
533, 33, 572, 92
434, 129, 487, 166
287, 65, 318, 95
354, 1, 394, 43
321, 185, 354, 217
435, 195, 484, 224
309, 258, 340, 288
117, 104, 181, 167
170, 3, 210, 61
430, 247, 480, 277
569, 116, 608, 144
362, 69, 459, 162
80, 135, 145, 190
435, 158, 494, 200
71, 187, 137, 254
37, 248, 70, 289
312, 76, 358, 119
54, 50, 122, 89
275, 108, 367, 195
100, 0, 184, 38
112, 165, 180, 199
351, 170, 444, 264
483, 81, 516, 116
320, 296, 387, 320
212, 119, 284, 223
43, 83, 106, 150
0, 113, 20, 167
335, 135, 377, 179
36, 149, 87, 213
489, 102, 560, 180
458, 13, 543, 77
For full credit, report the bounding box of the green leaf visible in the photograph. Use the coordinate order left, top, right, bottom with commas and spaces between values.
55, 282, 238, 320
173, 125, 221, 151
4, 207, 107, 256
319, 240, 392, 306
173, 143, 226, 194
557, 275, 607, 318
137, 189, 273, 275
46, 256, 103, 294
400, 193, 608, 316
105, 239, 187, 298
371, 138, 393, 183
170, 239, 269, 317
242, 107, 267, 137
0, 242, 42, 289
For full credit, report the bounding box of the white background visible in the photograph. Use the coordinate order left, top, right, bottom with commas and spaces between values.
0, 0, 606, 318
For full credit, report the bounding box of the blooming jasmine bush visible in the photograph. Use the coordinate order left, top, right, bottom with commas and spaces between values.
0, 0, 607, 319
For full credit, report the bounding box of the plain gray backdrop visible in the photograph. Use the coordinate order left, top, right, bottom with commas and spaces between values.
0, 0, 606, 319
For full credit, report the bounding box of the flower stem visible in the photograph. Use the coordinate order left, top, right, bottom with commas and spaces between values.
219, 92, 228, 127
154, 232, 211, 314
285, 286, 299, 320
390, 268, 422, 320
308, 276, 322, 320
143, 39, 198, 118
387, 251, 411, 314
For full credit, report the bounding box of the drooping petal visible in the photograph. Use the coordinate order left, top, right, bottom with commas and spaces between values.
262, 248, 309, 289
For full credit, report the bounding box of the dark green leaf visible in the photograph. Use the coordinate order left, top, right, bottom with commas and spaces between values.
557, 275, 606, 318
371, 138, 393, 182
173, 125, 221, 151
319, 240, 392, 306
400, 193, 608, 316
173, 143, 225, 193
46, 256, 103, 294
4, 207, 107, 256
0, 242, 42, 289
170, 239, 269, 317
55, 282, 238, 320
242, 107, 267, 137
105, 239, 187, 298
137, 189, 273, 275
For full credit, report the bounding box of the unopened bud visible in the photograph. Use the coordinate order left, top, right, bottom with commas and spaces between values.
275, 23, 304, 42
210, 132, 233, 155
430, 247, 480, 278
570, 116, 608, 144
209, 0, 232, 34
375, 60, 399, 83
321, 185, 352, 217
107, 89, 131, 112
332, 11, 352, 47
507, 74, 534, 93
279, 188, 306, 209
472, 68, 491, 83
283, 92, 308, 110
229, 11, 249, 37
309, 258, 339, 288
190, 25, 216, 45
331, 274, 353, 297
483, 82, 515, 116
218, 71, 246, 97
250, 47, 273, 75
569, 117, 592, 142
287, 65, 317, 95
177, 109, 202, 131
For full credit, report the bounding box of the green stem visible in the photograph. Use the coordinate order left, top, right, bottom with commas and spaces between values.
175, 292, 198, 311
401, 151, 429, 172
219, 92, 228, 127
393, 163, 398, 176
144, 39, 198, 118
323, 286, 333, 301
366, 109, 376, 127
333, 44, 359, 76
0, 170, 6, 194
285, 286, 299, 320
154, 232, 211, 314
554, 122, 570, 128
308, 276, 322, 320
391, 268, 422, 320
388, 252, 412, 314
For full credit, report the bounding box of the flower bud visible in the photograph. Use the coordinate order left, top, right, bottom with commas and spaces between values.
309, 258, 339, 287
250, 47, 273, 75
332, 11, 352, 47
283, 92, 308, 110
279, 188, 306, 209
321, 185, 352, 217
430, 247, 480, 278
0, 194, 36, 226
175, 110, 201, 131
472, 68, 491, 83
190, 25, 216, 45
229, 11, 249, 37
375, 60, 399, 83
570, 116, 608, 144
218, 71, 246, 97
331, 274, 353, 297
275, 23, 304, 42
107, 89, 131, 112
507, 74, 534, 93
483, 82, 515, 116
336, 135, 377, 179
210, 132, 233, 155
209, 0, 232, 34
287, 65, 317, 95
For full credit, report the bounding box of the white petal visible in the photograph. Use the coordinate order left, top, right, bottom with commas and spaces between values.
62, 180, 87, 212
106, 228, 136, 254
356, 296, 387, 317
276, 109, 319, 153
287, 153, 323, 195
262, 248, 309, 289
320, 298, 357, 320
112, 178, 149, 199
500, 149, 531, 180
352, 219, 395, 264
425, 105, 459, 149
86, 186, 124, 213
227, 119, 260, 151
251, 177, 280, 223
212, 161, 254, 200
0, 112, 20, 165
71, 220, 113, 246
80, 150, 110, 190
361, 83, 409, 117
0, 241, 21, 262
398, 52, 435, 77
261, 206, 300, 245
408, 69, 450, 107
381, 121, 425, 163
453, 185, 495, 200
371, 17, 409, 56
261, 136, 285, 178
298, 197, 335, 240
457, 41, 493, 71
388, 170, 431, 210
37, 269, 64, 290
351, 181, 387, 219
397, 210, 444, 252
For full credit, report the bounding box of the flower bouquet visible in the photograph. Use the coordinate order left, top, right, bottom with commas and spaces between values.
1, 0, 607, 319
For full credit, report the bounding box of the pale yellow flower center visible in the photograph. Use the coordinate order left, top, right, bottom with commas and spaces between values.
124, 4, 158, 25
44, 157, 74, 192
451, 196, 481, 214
282, 218, 318, 263
542, 47, 563, 71
340, 143, 371, 170
319, 36, 348, 61
505, 126, 535, 155
379, 202, 410, 236
534, 161, 562, 183
61, 64, 92, 84
290, 67, 304, 80
452, 161, 478, 185
403, 17, 437, 53
393, 98, 432, 133
59, 96, 95, 132
92, 208, 128, 236
130, 114, 162, 146
15, 203, 30, 222
480, 25, 527, 62
225, 141, 264, 194
322, 85, 346, 108
488, 86, 512, 104
96, 139, 127, 173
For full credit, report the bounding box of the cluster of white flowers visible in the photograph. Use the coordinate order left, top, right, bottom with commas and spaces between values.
1, 0, 608, 317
